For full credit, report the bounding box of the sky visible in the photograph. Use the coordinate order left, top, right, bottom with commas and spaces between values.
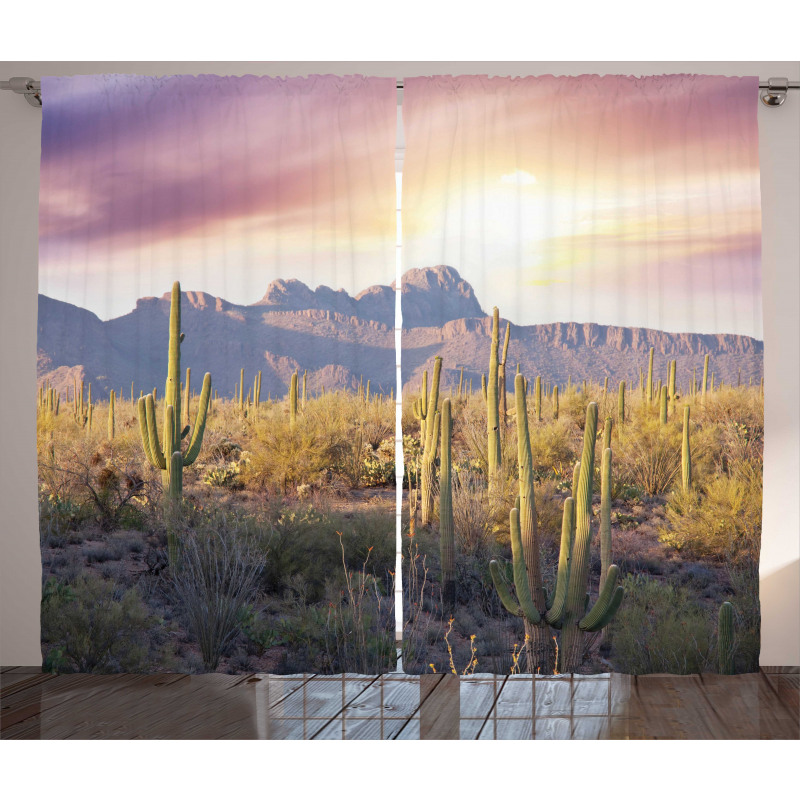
39, 73, 763, 338
38, 74, 398, 320
402, 74, 763, 338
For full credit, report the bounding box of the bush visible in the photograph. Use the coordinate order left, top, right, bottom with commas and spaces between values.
608, 574, 714, 675
170, 528, 263, 671
616, 413, 681, 495
658, 461, 762, 563
40, 575, 153, 673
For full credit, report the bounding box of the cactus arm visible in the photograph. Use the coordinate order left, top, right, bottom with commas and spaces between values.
180, 425, 190, 440
580, 564, 621, 631
509, 507, 541, 624
489, 561, 522, 617
183, 372, 211, 465
166, 282, 181, 432
144, 394, 166, 470
599, 447, 612, 593
580, 584, 624, 632
545, 497, 574, 626
137, 397, 158, 468
168, 449, 183, 500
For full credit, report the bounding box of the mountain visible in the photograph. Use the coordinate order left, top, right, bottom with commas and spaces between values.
36, 266, 763, 401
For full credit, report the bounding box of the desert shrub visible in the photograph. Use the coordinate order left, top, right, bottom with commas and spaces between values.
616, 414, 682, 495
40, 575, 153, 673
607, 574, 714, 675
362, 438, 395, 487
658, 461, 762, 563
170, 528, 263, 671
238, 604, 280, 656
451, 471, 493, 558
255, 506, 393, 601
527, 419, 578, 479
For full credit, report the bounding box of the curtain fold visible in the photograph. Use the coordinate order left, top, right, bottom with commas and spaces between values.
401, 74, 763, 676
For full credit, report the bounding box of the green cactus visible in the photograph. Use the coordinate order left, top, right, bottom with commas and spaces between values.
553, 384, 559, 420
458, 367, 464, 396
137, 281, 212, 519
560, 402, 624, 672
439, 398, 455, 609
498, 320, 511, 434
302, 370, 307, 406
108, 390, 115, 440
603, 417, 613, 452
413, 370, 429, 442
599, 446, 612, 593
646, 346, 654, 403
534, 375, 542, 422
618, 380, 625, 424
718, 601, 735, 674
487, 308, 502, 496
183, 368, 191, 428
701, 354, 710, 404
490, 399, 623, 673
87, 402, 93, 433
414, 356, 442, 526
659, 385, 668, 424
481, 373, 487, 403
668, 359, 677, 415
289, 371, 298, 426
682, 406, 692, 491
239, 367, 245, 416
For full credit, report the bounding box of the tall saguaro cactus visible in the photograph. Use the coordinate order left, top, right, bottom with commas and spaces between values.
490, 400, 623, 673
487, 308, 502, 496
618, 380, 625, 424
439, 398, 455, 610
289, 372, 298, 426
552, 384, 559, 420
108, 390, 116, 440
414, 356, 442, 526
701, 354, 710, 404
646, 347, 655, 403
137, 282, 212, 558
682, 406, 692, 491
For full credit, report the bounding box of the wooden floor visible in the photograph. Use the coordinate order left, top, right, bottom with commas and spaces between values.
1, 667, 797, 739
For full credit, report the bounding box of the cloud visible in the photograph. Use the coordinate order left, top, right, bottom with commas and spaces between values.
500, 169, 537, 186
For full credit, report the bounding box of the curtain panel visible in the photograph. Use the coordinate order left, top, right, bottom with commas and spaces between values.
400, 75, 762, 676
37, 74, 399, 675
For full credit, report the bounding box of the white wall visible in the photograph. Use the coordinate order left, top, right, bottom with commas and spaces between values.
1, 60, 798, 666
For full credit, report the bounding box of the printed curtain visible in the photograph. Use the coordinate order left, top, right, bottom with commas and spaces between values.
400, 75, 763, 675
37, 74, 399, 675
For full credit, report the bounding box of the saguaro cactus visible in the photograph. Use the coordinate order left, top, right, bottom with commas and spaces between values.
618, 380, 625, 424
599, 446, 612, 592
682, 406, 692, 491
718, 601, 735, 674
553, 384, 559, 420
668, 360, 677, 415
646, 347, 654, 403
183, 368, 191, 428
439, 398, 455, 610
534, 375, 542, 422
289, 372, 298, 426
659, 386, 668, 424
497, 320, 511, 433
137, 282, 212, 510
701, 354, 710, 404
487, 308, 502, 496
414, 356, 442, 526
490, 399, 623, 673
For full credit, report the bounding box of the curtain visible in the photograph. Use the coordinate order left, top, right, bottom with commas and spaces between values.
401, 75, 763, 675
37, 74, 398, 675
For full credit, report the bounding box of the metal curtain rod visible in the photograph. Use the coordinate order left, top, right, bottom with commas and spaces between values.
3, 76, 799, 108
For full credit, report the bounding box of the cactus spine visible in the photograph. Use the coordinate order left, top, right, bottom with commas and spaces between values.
682, 406, 692, 491
718, 601, 735, 674
415, 357, 442, 526
439, 398, 455, 609
137, 282, 212, 529
487, 308, 502, 496
108, 390, 115, 439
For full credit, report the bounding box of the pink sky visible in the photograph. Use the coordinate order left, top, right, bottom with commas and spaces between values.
39, 74, 397, 319
402, 74, 763, 338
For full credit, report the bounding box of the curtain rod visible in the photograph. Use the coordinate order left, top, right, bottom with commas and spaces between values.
3, 76, 799, 108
